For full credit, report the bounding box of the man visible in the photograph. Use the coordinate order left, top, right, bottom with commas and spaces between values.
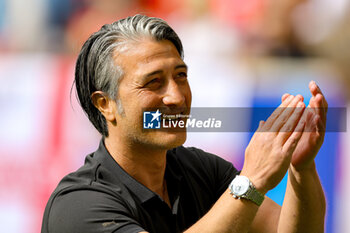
41, 15, 327, 233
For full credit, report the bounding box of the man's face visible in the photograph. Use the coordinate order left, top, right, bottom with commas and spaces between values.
113, 38, 192, 150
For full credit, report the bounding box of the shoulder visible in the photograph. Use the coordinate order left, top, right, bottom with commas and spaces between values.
43, 187, 142, 233
42, 153, 142, 233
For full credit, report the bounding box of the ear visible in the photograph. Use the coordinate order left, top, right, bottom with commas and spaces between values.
91, 91, 117, 122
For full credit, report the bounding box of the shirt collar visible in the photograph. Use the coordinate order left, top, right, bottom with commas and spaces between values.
94, 139, 155, 203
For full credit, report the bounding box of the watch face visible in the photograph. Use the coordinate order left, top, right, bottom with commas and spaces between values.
231, 176, 250, 196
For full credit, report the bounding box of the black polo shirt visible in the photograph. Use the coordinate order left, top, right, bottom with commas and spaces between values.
41, 140, 239, 233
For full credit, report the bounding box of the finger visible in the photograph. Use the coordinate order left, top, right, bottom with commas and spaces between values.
314, 114, 326, 143
280, 101, 305, 133
309, 80, 328, 115
308, 113, 326, 133
284, 93, 304, 102
309, 80, 324, 97
308, 85, 327, 124
251, 120, 267, 143
299, 103, 309, 123
302, 107, 317, 133
309, 94, 322, 119
316, 93, 328, 122
269, 95, 303, 133
315, 114, 326, 133
257, 120, 265, 132
262, 95, 295, 131
282, 93, 290, 102
282, 117, 305, 154
277, 101, 305, 145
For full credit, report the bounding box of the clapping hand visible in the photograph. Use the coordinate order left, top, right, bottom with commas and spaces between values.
282, 81, 328, 170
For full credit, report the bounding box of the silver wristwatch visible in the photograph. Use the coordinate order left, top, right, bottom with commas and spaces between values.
228, 175, 265, 206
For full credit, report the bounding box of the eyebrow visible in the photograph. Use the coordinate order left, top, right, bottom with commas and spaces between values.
175, 64, 188, 70
143, 64, 188, 78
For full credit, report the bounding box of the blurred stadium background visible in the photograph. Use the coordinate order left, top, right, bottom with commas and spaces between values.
0, 0, 349, 232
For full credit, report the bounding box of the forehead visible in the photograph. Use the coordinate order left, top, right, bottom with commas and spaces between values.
114, 39, 184, 76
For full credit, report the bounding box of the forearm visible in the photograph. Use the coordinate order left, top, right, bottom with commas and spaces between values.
184, 189, 260, 233
278, 162, 326, 233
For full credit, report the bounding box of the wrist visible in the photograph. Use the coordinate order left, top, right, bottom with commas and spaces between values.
290, 161, 316, 174
249, 180, 268, 196
228, 175, 265, 206
238, 172, 268, 195
289, 161, 320, 188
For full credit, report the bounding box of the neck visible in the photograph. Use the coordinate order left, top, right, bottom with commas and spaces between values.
104, 136, 168, 198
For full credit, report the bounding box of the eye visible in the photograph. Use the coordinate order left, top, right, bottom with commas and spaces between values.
144, 78, 162, 89
176, 72, 188, 80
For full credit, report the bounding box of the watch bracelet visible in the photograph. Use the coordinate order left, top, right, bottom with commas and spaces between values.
244, 182, 264, 206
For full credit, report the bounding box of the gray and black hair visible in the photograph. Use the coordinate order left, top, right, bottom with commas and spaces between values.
74, 14, 184, 137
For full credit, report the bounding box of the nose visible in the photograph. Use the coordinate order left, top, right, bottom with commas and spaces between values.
162, 80, 185, 107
